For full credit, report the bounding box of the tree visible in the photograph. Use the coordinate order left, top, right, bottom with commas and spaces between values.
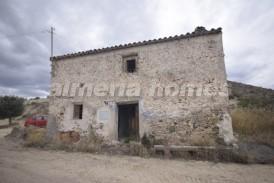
0, 96, 25, 126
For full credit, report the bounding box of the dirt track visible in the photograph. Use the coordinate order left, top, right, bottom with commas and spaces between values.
0, 128, 274, 183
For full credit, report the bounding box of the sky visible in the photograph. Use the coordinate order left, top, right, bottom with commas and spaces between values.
0, 0, 273, 97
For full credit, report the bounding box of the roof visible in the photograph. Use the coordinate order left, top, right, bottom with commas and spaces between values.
50, 26, 222, 61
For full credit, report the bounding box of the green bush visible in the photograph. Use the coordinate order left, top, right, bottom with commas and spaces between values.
0, 96, 24, 125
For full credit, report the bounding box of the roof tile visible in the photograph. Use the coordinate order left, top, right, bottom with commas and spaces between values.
50, 26, 222, 61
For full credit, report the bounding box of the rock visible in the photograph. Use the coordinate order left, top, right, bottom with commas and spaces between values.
5, 126, 25, 140
237, 142, 274, 164
217, 111, 235, 145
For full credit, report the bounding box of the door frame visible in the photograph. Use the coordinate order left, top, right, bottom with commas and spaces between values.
116, 101, 139, 141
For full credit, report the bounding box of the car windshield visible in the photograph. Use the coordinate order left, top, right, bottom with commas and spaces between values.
34, 116, 48, 120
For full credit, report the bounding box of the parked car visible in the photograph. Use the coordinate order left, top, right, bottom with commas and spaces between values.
24, 115, 48, 127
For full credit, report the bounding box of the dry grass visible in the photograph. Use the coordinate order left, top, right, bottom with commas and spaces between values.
231, 108, 274, 146
24, 127, 47, 147
129, 141, 150, 157
73, 128, 104, 153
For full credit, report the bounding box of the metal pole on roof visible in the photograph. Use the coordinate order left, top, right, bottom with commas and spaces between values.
50, 27, 55, 57
47, 26, 55, 57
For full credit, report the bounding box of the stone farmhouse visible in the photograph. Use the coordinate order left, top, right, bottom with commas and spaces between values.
49, 26, 234, 146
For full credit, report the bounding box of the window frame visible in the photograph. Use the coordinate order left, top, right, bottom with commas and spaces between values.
122, 54, 138, 73
73, 104, 83, 120
126, 59, 136, 73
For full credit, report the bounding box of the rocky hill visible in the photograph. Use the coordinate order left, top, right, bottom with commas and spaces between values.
228, 81, 274, 110
21, 98, 49, 118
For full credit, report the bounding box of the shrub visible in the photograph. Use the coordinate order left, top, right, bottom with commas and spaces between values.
129, 141, 150, 157
24, 127, 47, 147
74, 128, 104, 153
141, 133, 152, 148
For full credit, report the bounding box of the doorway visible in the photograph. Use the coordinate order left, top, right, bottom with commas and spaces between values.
118, 103, 139, 141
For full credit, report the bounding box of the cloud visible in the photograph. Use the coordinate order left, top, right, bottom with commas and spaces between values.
148, 0, 274, 89
0, 0, 273, 98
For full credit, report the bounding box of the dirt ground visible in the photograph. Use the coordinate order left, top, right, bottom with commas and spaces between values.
0, 128, 274, 183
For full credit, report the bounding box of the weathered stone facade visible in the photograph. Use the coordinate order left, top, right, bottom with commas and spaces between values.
48, 27, 234, 146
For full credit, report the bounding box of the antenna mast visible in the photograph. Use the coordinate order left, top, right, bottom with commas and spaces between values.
48, 27, 55, 57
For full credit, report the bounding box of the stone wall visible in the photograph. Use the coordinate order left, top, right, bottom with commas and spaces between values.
48, 27, 234, 146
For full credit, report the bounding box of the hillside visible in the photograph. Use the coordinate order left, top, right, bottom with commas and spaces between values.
228, 81, 274, 110
228, 81, 274, 163
21, 98, 49, 118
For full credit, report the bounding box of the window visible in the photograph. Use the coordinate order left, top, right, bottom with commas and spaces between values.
126, 59, 136, 73
73, 104, 83, 119
123, 54, 138, 73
